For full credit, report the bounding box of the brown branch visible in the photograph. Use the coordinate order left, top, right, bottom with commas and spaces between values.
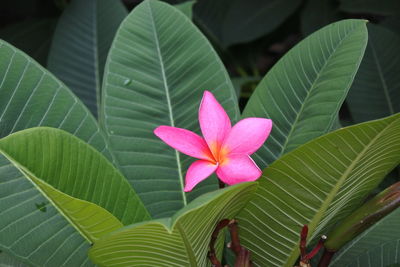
317, 249, 336, 267
209, 219, 230, 267
296, 225, 327, 267
208, 219, 252, 267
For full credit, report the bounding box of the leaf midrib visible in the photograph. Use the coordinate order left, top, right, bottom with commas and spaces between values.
147, 2, 187, 206
0, 149, 93, 244
285, 116, 399, 266
176, 222, 198, 267
280, 24, 359, 156
92, 0, 101, 116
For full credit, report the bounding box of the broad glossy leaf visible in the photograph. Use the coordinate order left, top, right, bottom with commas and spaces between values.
193, 0, 301, 47
0, 41, 111, 265
0, 18, 56, 66
48, 0, 127, 117
242, 19, 368, 168
0, 127, 149, 225
0, 251, 29, 267
339, 0, 400, 15
174, 0, 195, 18
32, 177, 124, 243
347, 24, 400, 122
331, 208, 400, 267
237, 114, 400, 267
89, 182, 257, 266
300, 0, 341, 36
101, 0, 239, 218
325, 182, 400, 251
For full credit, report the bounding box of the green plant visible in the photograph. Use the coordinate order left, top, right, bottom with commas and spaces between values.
1, 0, 399, 266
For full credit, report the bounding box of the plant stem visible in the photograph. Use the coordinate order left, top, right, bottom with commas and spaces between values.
209, 219, 230, 267
317, 249, 336, 267
228, 220, 253, 267
208, 219, 253, 267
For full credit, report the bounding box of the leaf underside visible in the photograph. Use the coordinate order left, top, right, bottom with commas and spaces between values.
0, 40, 112, 266
331, 208, 400, 267
89, 182, 257, 267
238, 114, 400, 266
347, 24, 400, 123
243, 19, 368, 169
101, 0, 239, 218
48, 0, 127, 117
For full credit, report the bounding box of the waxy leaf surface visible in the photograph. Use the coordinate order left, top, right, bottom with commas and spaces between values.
89, 182, 257, 267
0, 41, 112, 266
243, 19, 368, 168
48, 0, 127, 117
101, 0, 239, 218
237, 114, 400, 266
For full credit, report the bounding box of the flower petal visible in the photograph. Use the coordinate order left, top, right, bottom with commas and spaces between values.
154, 126, 213, 160
184, 160, 218, 192
223, 118, 272, 155
216, 154, 261, 185
199, 91, 231, 157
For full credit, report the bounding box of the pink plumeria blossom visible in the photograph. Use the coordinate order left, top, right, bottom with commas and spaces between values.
154, 91, 272, 192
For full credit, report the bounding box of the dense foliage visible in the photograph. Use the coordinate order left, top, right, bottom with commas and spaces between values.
0, 0, 399, 266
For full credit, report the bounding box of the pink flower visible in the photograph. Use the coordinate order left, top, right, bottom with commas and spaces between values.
154, 91, 272, 192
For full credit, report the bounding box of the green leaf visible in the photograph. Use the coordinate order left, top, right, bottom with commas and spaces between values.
174, 0, 195, 19
0, 251, 29, 267
0, 127, 149, 226
300, 0, 342, 36
242, 19, 368, 168
193, 0, 301, 47
89, 182, 257, 266
325, 182, 400, 251
237, 113, 400, 267
339, 0, 400, 15
48, 0, 127, 117
0, 40, 112, 265
21, 174, 123, 243
101, 0, 239, 218
0, 18, 56, 66
347, 24, 400, 123
331, 208, 400, 267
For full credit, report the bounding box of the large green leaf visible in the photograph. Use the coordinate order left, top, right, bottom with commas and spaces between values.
0, 127, 149, 226
193, 0, 301, 47
0, 40, 112, 265
32, 177, 124, 243
237, 113, 400, 267
101, 0, 239, 218
0, 128, 150, 265
242, 19, 368, 169
347, 24, 400, 123
174, 0, 195, 19
48, 0, 127, 117
89, 182, 257, 266
331, 208, 400, 267
0, 251, 29, 267
0, 18, 56, 66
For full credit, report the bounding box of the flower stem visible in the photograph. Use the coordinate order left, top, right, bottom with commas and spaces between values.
317, 249, 336, 267
208, 219, 253, 267
208, 219, 230, 267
